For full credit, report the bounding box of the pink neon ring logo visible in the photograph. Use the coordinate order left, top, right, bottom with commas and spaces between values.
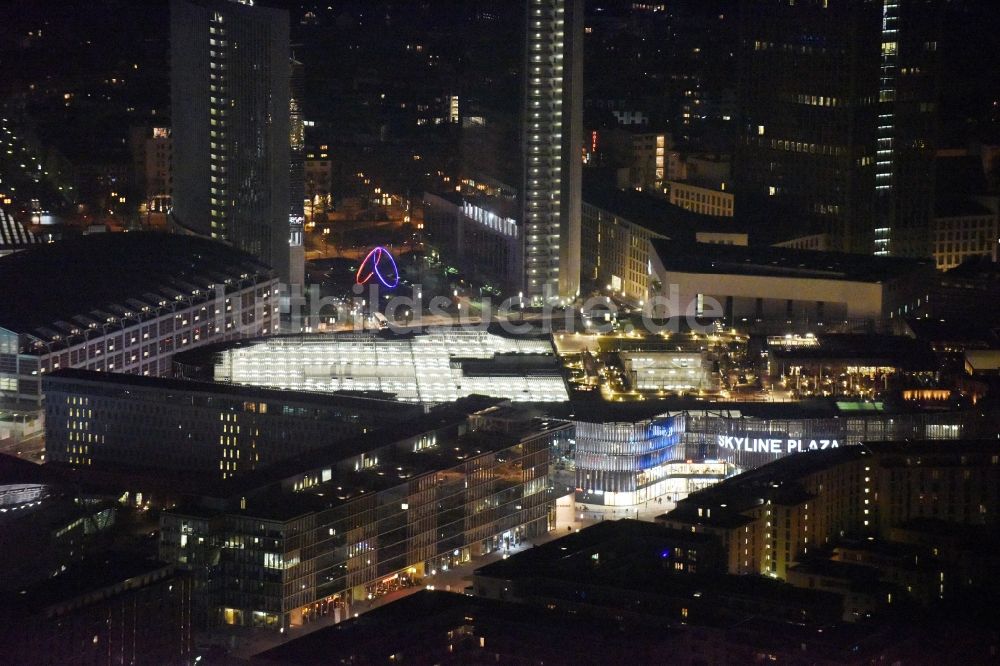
356, 246, 400, 288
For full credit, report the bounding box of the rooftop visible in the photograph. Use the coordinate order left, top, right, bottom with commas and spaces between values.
0, 232, 274, 340
174, 408, 568, 522
935, 198, 995, 218
661, 440, 1000, 526
238, 428, 538, 520
651, 239, 934, 283
658, 447, 867, 526
475, 519, 839, 610
904, 317, 1000, 346
538, 395, 942, 423
736, 196, 831, 246
183, 328, 569, 405
252, 589, 671, 665
0, 452, 53, 486
0, 549, 170, 617
942, 255, 1000, 280
42, 368, 416, 415
476, 519, 719, 579
583, 175, 745, 238
195, 395, 512, 502
768, 334, 939, 370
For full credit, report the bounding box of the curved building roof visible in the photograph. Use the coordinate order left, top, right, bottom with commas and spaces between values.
0, 232, 274, 339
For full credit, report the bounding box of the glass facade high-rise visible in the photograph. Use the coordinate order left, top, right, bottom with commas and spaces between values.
735, 0, 880, 254
873, 0, 941, 258
522, 0, 584, 303
288, 56, 306, 287
171, 0, 299, 284
735, 0, 939, 257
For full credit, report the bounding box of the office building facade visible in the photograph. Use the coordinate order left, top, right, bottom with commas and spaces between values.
522, 0, 584, 303
667, 180, 735, 217
128, 126, 173, 215
630, 132, 670, 191
932, 199, 999, 270
43, 369, 421, 477
422, 192, 522, 293
171, 0, 298, 284
735, 0, 880, 254
659, 440, 1000, 579
159, 407, 569, 631
287, 57, 306, 287
580, 188, 747, 305
0, 233, 277, 408
872, 0, 941, 258
734, 0, 939, 257
648, 239, 935, 333
0, 560, 194, 666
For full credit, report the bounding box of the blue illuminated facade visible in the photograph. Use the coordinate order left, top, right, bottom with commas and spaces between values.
572, 414, 684, 505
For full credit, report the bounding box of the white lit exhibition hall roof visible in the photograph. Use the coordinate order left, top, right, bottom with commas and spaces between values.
214, 328, 569, 405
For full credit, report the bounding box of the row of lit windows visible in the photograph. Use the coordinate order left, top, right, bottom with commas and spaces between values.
935, 223, 996, 237
761, 137, 847, 156
672, 188, 733, 207
936, 241, 992, 253
794, 94, 841, 107
67, 432, 103, 444
753, 40, 834, 56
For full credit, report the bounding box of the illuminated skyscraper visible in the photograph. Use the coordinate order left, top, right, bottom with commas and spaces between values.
288, 56, 305, 287
522, 0, 584, 303
171, 0, 298, 284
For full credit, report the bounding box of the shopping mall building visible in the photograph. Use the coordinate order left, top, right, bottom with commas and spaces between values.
547, 399, 995, 507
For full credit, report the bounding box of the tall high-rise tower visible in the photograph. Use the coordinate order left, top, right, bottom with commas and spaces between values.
171, 0, 298, 284
522, 0, 584, 304
288, 56, 305, 287
872, 0, 941, 258
734, 0, 939, 257
734, 0, 880, 254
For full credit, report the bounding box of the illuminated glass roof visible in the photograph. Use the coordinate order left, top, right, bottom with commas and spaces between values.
212, 328, 571, 405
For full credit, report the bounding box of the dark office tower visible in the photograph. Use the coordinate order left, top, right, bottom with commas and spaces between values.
288, 57, 305, 287
735, 0, 939, 256
873, 0, 941, 258
170, 0, 293, 284
735, 0, 880, 253
522, 0, 584, 304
